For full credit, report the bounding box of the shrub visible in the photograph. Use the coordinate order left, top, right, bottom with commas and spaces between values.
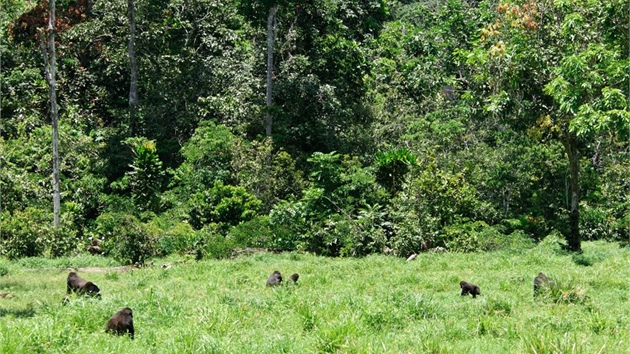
443, 221, 534, 252
46, 223, 78, 258
197, 226, 237, 259
227, 216, 282, 249
268, 199, 307, 251
187, 180, 262, 231
340, 204, 389, 257
123, 137, 165, 213
155, 221, 200, 256
374, 148, 416, 195
0, 208, 52, 259
387, 196, 440, 256
96, 212, 157, 264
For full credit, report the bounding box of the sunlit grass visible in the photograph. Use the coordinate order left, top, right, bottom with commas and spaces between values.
0, 239, 629, 353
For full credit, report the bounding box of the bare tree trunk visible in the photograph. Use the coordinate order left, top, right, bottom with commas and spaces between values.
128, 0, 138, 136
0, 11, 3, 241
265, 5, 278, 137
562, 130, 581, 252
41, 0, 60, 228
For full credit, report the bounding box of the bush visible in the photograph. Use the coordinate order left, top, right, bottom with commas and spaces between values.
197, 226, 237, 259
339, 204, 389, 257
268, 199, 307, 251
123, 137, 165, 213
227, 216, 282, 249
0, 208, 52, 259
47, 223, 78, 258
187, 180, 262, 231
96, 212, 157, 264
443, 221, 534, 252
155, 221, 200, 256
387, 196, 441, 256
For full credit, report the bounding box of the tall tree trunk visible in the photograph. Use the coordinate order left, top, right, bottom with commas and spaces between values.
128, 0, 138, 136
0, 11, 3, 240
265, 5, 278, 137
562, 130, 581, 252
42, 0, 60, 228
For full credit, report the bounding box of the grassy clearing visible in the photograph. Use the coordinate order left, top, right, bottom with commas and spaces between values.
0, 238, 629, 353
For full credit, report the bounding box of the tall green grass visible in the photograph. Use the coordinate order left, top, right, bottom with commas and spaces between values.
0, 239, 628, 353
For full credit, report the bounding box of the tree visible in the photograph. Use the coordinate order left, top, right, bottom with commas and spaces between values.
266, 4, 278, 137
468, 0, 629, 251
128, 0, 138, 135
40, 0, 61, 228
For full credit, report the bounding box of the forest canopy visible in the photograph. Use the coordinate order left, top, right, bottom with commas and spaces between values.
0, 0, 628, 261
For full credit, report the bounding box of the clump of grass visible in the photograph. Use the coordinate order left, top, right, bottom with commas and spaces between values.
520, 331, 592, 354
483, 298, 512, 316
295, 302, 318, 332
316, 320, 359, 353
0, 265, 9, 277
536, 277, 589, 305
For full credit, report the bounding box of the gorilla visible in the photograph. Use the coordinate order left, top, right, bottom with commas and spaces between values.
460, 280, 481, 298
67, 272, 101, 298
266, 270, 282, 286
105, 307, 134, 339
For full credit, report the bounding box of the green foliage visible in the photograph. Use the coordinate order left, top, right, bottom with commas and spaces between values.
231, 138, 306, 213
0, 208, 51, 259
268, 199, 309, 251
405, 160, 489, 229
579, 148, 630, 242
168, 122, 236, 199
308, 152, 343, 192
386, 203, 439, 256
46, 213, 79, 258
339, 204, 389, 257
443, 221, 534, 253
96, 213, 157, 264
0, 0, 628, 261
121, 137, 165, 213
270, 152, 389, 255
227, 216, 291, 249
188, 180, 262, 231
374, 148, 416, 194
152, 220, 199, 256
0, 207, 77, 259
197, 227, 238, 260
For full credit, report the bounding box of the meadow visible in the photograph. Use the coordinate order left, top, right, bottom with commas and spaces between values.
0, 236, 629, 353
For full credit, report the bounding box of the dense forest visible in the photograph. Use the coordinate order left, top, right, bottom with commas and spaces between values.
0, 0, 628, 263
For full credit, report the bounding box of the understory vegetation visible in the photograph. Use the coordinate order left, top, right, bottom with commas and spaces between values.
0, 240, 629, 353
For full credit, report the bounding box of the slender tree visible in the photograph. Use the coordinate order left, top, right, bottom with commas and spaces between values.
41, 0, 60, 227
265, 4, 278, 137
0, 6, 3, 241
128, 0, 138, 135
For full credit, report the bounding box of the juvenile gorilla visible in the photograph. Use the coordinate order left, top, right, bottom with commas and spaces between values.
460, 281, 481, 298
289, 273, 299, 283
533, 272, 554, 297
266, 270, 282, 286
105, 307, 135, 339
67, 272, 101, 298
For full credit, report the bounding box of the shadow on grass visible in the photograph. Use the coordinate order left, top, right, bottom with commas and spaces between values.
0, 305, 36, 318
551, 246, 602, 267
